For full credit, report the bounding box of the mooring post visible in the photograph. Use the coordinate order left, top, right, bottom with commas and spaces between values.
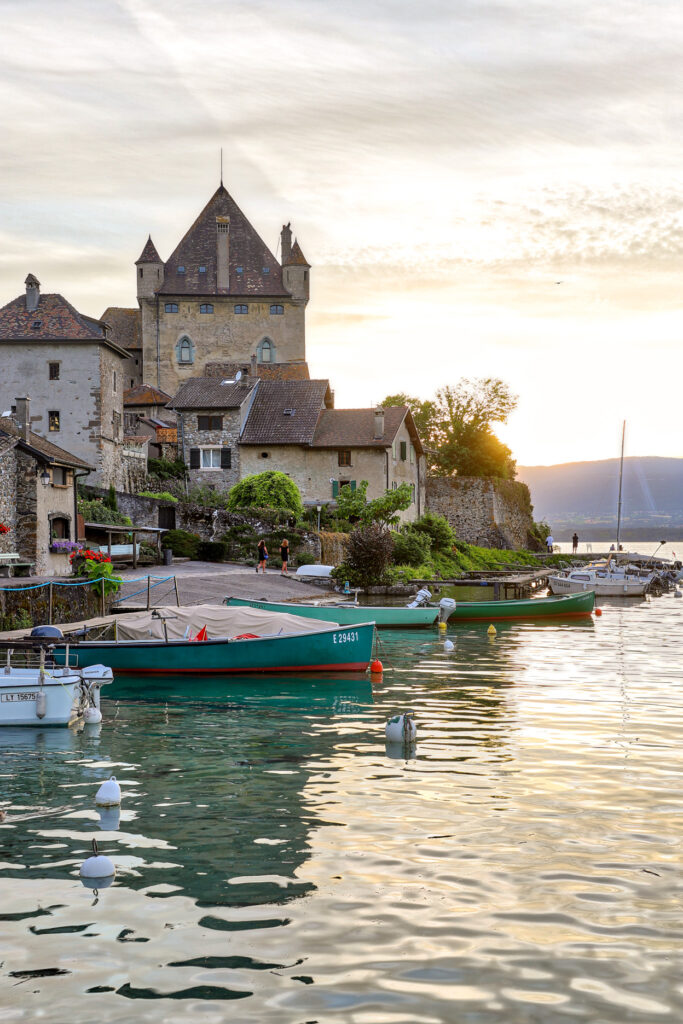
173, 575, 180, 607
48, 582, 53, 624
147, 574, 151, 610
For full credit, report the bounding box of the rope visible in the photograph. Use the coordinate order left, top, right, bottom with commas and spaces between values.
0, 574, 175, 595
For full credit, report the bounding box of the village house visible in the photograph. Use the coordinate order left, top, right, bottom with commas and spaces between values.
0, 275, 129, 488
0, 398, 92, 576
105, 184, 311, 397
168, 377, 425, 521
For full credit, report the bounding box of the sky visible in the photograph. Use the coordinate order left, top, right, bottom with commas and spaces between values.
1, 0, 683, 466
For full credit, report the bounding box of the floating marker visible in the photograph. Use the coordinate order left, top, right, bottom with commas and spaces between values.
370, 659, 383, 675
385, 713, 417, 744
438, 621, 448, 632
98, 806, 121, 832
80, 838, 116, 890
83, 706, 102, 725
95, 776, 121, 808
487, 624, 497, 635
35, 691, 47, 719
595, 608, 603, 617
443, 639, 454, 652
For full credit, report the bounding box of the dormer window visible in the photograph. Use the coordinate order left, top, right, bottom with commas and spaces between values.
236, 266, 244, 274
32, 321, 42, 330
283, 408, 295, 416
262, 267, 270, 274
177, 266, 186, 274
199, 266, 206, 274
270, 305, 284, 315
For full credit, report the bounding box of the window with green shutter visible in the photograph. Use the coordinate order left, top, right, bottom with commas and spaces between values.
400, 441, 407, 461
332, 480, 339, 498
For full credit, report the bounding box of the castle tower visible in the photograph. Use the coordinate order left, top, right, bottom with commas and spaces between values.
135, 236, 164, 300
281, 234, 310, 306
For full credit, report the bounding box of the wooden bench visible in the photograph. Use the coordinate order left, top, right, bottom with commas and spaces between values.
0, 553, 34, 578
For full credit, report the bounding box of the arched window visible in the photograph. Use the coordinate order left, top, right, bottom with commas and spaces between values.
257, 338, 275, 363
199, 304, 213, 314
176, 336, 194, 365
234, 304, 248, 314
270, 304, 284, 315
165, 303, 178, 313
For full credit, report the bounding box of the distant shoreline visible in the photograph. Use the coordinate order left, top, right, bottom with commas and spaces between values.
552, 528, 683, 543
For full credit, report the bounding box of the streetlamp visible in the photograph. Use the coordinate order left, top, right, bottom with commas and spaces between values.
39, 467, 51, 487
316, 504, 322, 533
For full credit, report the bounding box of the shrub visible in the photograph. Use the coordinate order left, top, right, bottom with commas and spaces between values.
296, 551, 316, 566
392, 529, 432, 567
197, 540, 228, 562
185, 484, 229, 508
409, 512, 455, 551
138, 491, 178, 502
105, 484, 118, 511
226, 471, 303, 517
78, 497, 132, 527
148, 457, 187, 479
161, 529, 200, 558
331, 523, 394, 589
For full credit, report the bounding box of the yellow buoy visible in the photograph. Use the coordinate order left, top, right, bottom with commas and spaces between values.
438, 621, 447, 632
487, 624, 497, 635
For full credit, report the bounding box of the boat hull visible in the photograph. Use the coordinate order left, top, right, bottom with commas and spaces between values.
54, 622, 376, 675
450, 591, 595, 620
225, 597, 438, 628
548, 576, 648, 597
0, 670, 82, 726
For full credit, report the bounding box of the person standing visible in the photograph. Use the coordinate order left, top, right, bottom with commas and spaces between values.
257, 538, 268, 573
280, 538, 290, 575
546, 533, 554, 554
572, 532, 579, 554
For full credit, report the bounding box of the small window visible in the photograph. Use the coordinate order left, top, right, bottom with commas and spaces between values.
49, 362, 59, 380
262, 267, 270, 274
200, 304, 214, 314
260, 451, 269, 459
130, 379, 134, 388
50, 514, 70, 539
177, 266, 186, 274
113, 371, 117, 392
52, 467, 68, 487
165, 303, 178, 313
270, 304, 284, 315
32, 320, 42, 330
198, 415, 223, 431
177, 336, 194, 365
199, 265, 206, 273
139, 268, 143, 278
200, 448, 221, 469
338, 450, 352, 467
410, 445, 415, 465
258, 339, 274, 363
234, 304, 248, 314
48, 410, 60, 432
236, 265, 244, 274
282, 408, 295, 417
400, 440, 407, 461
113, 411, 121, 438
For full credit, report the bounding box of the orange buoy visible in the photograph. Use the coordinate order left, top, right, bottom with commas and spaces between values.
370, 659, 383, 674
595, 608, 603, 616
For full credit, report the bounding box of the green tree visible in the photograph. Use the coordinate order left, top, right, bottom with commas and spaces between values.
408, 511, 455, 551
226, 471, 303, 516
336, 480, 369, 522
382, 378, 517, 479
363, 482, 413, 526
331, 523, 395, 588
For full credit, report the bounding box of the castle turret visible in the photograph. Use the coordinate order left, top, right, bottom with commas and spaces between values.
282, 237, 310, 305
135, 236, 163, 300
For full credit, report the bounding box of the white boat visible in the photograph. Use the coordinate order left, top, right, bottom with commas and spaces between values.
0, 634, 112, 727
548, 567, 650, 597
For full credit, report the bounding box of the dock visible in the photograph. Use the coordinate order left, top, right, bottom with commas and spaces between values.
412, 568, 551, 600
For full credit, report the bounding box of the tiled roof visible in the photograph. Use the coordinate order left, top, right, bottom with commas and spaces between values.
0, 418, 93, 470
167, 377, 257, 411
158, 185, 289, 297
102, 307, 142, 350
240, 380, 331, 445
284, 240, 310, 267
155, 426, 178, 443
312, 407, 410, 449
0, 292, 106, 341
123, 384, 172, 406
123, 434, 150, 445
136, 236, 162, 264
204, 360, 311, 382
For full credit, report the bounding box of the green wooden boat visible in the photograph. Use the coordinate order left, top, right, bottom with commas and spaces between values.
450, 591, 595, 621
224, 596, 440, 628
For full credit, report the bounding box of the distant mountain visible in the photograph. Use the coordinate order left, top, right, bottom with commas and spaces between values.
517, 457, 683, 523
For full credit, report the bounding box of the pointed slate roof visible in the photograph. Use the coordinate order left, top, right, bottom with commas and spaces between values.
158, 185, 289, 297
284, 240, 310, 267
0, 292, 107, 341
136, 236, 162, 264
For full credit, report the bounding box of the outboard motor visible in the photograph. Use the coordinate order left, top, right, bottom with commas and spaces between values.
407, 587, 432, 609
438, 597, 456, 624
30, 626, 64, 640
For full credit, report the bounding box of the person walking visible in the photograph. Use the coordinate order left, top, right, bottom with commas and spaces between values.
545, 533, 554, 554
572, 532, 579, 554
257, 538, 268, 573
280, 538, 290, 575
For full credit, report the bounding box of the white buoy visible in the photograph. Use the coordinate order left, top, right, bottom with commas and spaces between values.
443, 639, 454, 652
385, 713, 417, 744
80, 838, 115, 889
95, 776, 121, 807
35, 691, 47, 719
83, 706, 102, 725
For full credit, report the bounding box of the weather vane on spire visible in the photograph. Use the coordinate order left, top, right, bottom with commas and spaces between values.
220, 147, 223, 186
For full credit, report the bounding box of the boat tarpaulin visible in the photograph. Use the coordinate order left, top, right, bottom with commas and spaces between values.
114, 604, 339, 641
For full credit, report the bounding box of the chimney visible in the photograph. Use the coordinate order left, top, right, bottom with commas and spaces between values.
280, 223, 292, 264
374, 407, 385, 440
15, 397, 30, 441
250, 353, 258, 376
25, 274, 40, 313
216, 216, 230, 291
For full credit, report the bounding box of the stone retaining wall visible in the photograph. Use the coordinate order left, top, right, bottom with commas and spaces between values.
426, 476, 535, 550
0, 582, 112, 633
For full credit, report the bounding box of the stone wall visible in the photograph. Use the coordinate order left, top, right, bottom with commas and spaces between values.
0, 446, 18, 552
177, 409, 242, 491
426, 476, 535, 550
319, 530, 348, 566
0, 581, 112, 633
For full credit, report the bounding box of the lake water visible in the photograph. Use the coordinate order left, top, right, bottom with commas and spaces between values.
1, 593, 683, 1022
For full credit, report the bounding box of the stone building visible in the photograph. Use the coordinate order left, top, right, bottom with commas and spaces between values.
0, 401, 92, 576
0, 275, 129, 487
104, 184, 311, 397
101, 306, 143, 391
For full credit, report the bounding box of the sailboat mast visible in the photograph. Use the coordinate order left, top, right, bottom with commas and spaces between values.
615, 420, 625, 550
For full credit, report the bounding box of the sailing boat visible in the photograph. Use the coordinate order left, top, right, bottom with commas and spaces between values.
548, 422, 652, 596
